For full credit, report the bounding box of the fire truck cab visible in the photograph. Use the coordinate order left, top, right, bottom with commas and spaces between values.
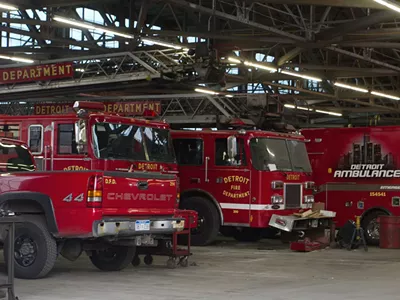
302, 126, 400, 245
172, 129, 316, 246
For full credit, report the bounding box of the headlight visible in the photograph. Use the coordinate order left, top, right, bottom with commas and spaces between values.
271, 195, 284, 204
271, 181, 284, 189
304, 181, 315, 190
304, 195, 314, 203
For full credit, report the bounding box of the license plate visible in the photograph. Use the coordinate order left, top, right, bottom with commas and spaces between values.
135, 220, 150, 231
311, 220, 318, 228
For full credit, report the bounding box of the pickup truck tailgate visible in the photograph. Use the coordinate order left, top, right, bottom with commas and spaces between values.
102, 171, 177, 213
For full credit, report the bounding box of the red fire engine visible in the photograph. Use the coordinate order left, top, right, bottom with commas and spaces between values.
301, 126, 400, 244
171, 129, 318, 246
0, 102, 196, 230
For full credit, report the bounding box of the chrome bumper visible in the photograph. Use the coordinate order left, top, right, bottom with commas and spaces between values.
93, 217, 185, 238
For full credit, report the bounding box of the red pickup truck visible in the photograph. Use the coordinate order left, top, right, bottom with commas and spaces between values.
0, 137, 187, 279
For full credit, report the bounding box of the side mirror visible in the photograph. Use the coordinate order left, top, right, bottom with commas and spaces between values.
75, 120, 87, 154
227, 135, 238, 159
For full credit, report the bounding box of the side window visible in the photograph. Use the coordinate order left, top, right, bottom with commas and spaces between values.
172, 139, 203, 165
0, 124, 20, 139
58, 124, 78, 155
28, 125, 43, 154
215, 138, 246, 166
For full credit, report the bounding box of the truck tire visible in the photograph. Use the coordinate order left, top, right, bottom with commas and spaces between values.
89, 246, 135, 271
4, 215, 57, 279
362, 210, 389, 245
180, 197, 220, 246
233, 228, 262, 242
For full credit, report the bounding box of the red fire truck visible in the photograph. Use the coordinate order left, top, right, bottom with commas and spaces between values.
301, 126, 400, 244
0, 102, 196, 228
171, 129, 318, 246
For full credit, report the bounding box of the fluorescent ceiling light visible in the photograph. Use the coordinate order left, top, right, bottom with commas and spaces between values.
195, 88, 219, 95
244, 61, 277, 73
227, 57, 241, 64
371, 91, 400, 101
0, 54, 34, 63
334, 82, 368, 93
54, 16, 134, 39
225, 94, 234, 98
316, 109, 342, 117
141, 38, 183, 49
284, 104, 342, 117
284, 104, 311, 111
0, 3, 18, 10
281, 70, 322, 82
374, 0, 400, 13
284, 104, 296, 109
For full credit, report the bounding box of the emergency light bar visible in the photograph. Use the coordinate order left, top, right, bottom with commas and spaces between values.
73, 101, 104, 113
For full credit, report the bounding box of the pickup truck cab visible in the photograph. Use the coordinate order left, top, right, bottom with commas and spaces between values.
0, 138, 186, 279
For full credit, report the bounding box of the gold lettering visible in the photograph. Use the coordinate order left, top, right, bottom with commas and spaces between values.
113, 104, 118, 113
35, 106, 41, 114
56, 106, 61, 114
23, 70, 29, 79
65, 64, 72, 75
30, 69, 36, 78
148, 103, 154, 110
10, 71, 15, 80
16, 70, 22, 79
125, 104, 129, 113
155, 103, 161, 113
3, 71, 9, 81
43, 67, 50, 76
51, 65, 57, 76
118, 104, 123, 113
36, 67, 42, 77
58, 65, 65, 75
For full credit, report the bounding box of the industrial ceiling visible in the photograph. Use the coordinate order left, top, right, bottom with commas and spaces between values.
0, 0, 400, 128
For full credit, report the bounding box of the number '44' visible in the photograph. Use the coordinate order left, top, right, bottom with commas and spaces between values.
63, 193, 84, 202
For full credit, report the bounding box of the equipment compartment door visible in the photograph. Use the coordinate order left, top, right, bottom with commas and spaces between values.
208, 138, 251, 226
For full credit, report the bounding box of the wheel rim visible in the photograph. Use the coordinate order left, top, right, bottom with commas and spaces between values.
366, 218, 380, 241
14, 235, 37, 267
192, 214, 206, 235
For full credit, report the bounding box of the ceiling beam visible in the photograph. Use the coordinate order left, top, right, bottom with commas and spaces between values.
263, 81, 400, 112
165, 0, 306, 42
243, 0, 388, 9
316, 10, 398, 42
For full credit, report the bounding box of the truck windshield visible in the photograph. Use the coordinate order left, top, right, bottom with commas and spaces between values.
92, 122, 175, 163
0, 142, 35, 172
249, 138, 312, 172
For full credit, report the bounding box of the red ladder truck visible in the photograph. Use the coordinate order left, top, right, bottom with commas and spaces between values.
302, 126, 400, 245
171, 129, 330, 246
0, 102, 197, 256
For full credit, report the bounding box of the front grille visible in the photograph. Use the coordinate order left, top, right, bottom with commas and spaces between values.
284, 184, 302, 208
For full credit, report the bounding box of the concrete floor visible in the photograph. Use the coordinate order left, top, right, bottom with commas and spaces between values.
6, 238, 400, 300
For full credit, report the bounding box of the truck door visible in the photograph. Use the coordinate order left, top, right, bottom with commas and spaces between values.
173, 138, 205, 191
52, 121, 91, 171
208, 137, 251, 226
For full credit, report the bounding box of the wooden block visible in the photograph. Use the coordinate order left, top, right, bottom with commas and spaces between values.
312, 202, 325, 212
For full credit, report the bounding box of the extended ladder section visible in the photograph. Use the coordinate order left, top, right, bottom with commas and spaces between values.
0, 49, 195, 97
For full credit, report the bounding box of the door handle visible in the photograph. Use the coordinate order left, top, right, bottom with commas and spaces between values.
205, 156, 210, 183
190, 177, 200, 184
137, 181, 149, 190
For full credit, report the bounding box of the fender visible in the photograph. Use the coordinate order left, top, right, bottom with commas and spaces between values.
181, 188, 224, 224
0, 191, 58, 234
361, 206, 392, 220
